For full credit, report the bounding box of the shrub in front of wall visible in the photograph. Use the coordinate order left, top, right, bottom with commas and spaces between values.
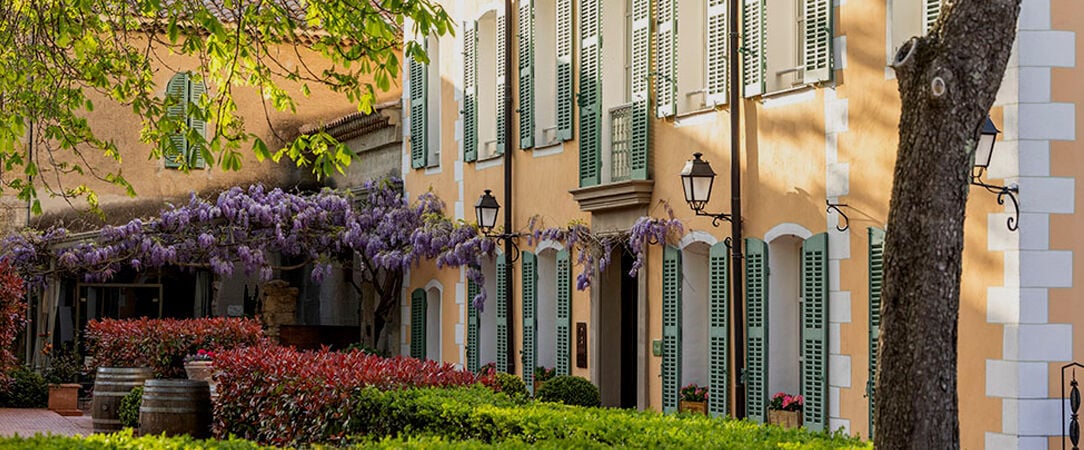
0, 366, 48, 408
489, 372, 528, 400
212, 346, 493, 447
534, 375, 600, 407
85, 317, 265, 378
0, 429, 269, 449
118, 386, 143, 429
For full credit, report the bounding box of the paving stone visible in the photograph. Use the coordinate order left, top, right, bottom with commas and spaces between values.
0, 408, 94, 437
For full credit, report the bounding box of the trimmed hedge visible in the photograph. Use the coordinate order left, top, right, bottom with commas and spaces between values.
534, 375, 600, 407
213, 346, 493, 446
0, 366, 47, 408
339, 387, 867, 448
0, 430, 267, 449
119, 386, 143, 428
86, 317, 264, 378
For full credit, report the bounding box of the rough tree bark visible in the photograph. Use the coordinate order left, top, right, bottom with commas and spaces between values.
875, 1, 1021, 448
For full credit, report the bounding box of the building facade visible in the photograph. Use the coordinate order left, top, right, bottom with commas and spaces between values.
399, 0, 1081, 448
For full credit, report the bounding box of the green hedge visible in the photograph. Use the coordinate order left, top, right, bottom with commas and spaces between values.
534, 375, 600, 407
0, 366, 48, 408
119, 386, 143, 429
343, 387, 867, 449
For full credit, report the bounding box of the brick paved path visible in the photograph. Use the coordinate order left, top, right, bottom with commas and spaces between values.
0, 409, 93, 437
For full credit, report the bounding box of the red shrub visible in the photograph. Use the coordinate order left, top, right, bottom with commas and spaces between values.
85, 317, 265, 378
213, 346, 492, 446
0, 262, 27, 387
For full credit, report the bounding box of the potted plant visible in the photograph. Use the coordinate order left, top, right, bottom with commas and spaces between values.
533, 366, 556, 393
678, 383, 709, 415
43, 344, 83, 416
767, 391, 804, 429
184, 349, 217, 397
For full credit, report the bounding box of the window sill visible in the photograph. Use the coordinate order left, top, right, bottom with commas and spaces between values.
424, 164, 442, 175
531, 140, 565, 158
475, 154, 504, 170
674, 108, 723, 128
569, 179, 655, 213
759, 84, 817, 101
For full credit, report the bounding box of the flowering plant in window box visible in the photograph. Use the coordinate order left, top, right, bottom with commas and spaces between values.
678, 383, 708, 415
768, 391, 803, 428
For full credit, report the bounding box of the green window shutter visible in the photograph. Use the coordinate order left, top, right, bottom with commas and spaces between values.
925, 0, 942, 32
467, 280, 481, 373
654, 0, 676, 118
708, 241, 730, 418
496, 254, 509, 372
867, 227, 885, 438
744, 237, 769, 423
555, 249, 572, 376
188, 79, 208, 169
706, 0, 729, 106
496, 13, 508, 156
741, 0, 765, 98
410, 41, 428, 169
165, 72, 188, 169
410, 288, 427, 359
801, 232, 829, 432
661, 246, 682, 413
578, 0, 601, 187
522, 251, 537, 394
629, 0, 651, 180
802, 0, 833, 84
555, 0, 574, 141
464, 22, 479, 162
519, 0, 535, 149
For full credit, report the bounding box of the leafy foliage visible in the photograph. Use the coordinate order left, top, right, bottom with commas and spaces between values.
0, 261, 27, 387
119, 386, 143, 429
487, 372, 528, 400
680, 383, 708, 402
43, 343, 83, 384
534, 375, 600, 407
212, 346, 493, 446
0, 1, 454, 207
769, 392, 804, 412
0, 366, 47, 408
85, 317, 264, 378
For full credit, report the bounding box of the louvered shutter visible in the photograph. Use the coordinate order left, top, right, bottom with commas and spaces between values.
410, 41, 428, 169
662, 246, 682, 413
164, 72, 188, 168
802, 0, 833, 84
464, 22, 479, 162
410, 288, 427, 359
925, 0, 942, 32
801, 232, 829, 432
741, 0, 765, 97
555, 249, 572, 376
578, 0, 601, 187
655, 0, 676, 118
867, 228, 885, 438
496, 13, 508, 156
519, 0, 535, 149
705, 0, 728, 106
630, 0, 651, 180
467, 280, 480, 373
496, 254, 509, 372
556, 0, 574, 141
745, 237, 769, 423
522, 252, 537, 394
188, 79, 207, 169
708, 241, 730, 417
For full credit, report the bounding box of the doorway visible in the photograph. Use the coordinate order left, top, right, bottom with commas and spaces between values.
598, 249, 639, 408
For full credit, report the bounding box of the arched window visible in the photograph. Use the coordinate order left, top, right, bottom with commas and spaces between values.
768, 235, 802, 397
426, 285, 442, 361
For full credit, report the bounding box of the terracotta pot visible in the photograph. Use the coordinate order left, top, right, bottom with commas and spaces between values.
48, 383, 83, 416
768, 409, 802, 429
533, 380, 544, 394
679, 400, 708, 415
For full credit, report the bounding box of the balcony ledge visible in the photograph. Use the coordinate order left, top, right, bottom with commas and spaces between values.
569, 179, 655, 213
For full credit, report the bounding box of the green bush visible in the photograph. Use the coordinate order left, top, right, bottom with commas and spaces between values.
534, 375, 600, 407
0, 430, 268, 449
0, 366, 48, 408
119, 386, 143, 428
343, 387, 867, 449
491, 372, 528, 400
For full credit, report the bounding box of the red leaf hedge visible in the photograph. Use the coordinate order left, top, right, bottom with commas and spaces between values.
212, 346, 493, 446
85, 317, 264, 378
0, 262, 26, 387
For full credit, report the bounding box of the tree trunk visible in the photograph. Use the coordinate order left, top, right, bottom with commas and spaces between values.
875, 1, 1020, 448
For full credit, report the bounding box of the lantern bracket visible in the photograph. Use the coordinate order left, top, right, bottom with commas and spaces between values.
971, 167, 1020, 232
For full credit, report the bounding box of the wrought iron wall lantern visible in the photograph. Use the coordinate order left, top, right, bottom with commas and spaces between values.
680, 153, 733, 227
475, 189, 521, 261
971, 117, 1020, 231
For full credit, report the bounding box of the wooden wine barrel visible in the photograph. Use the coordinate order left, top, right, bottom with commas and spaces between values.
138, 379, 211, 438
91, 367, 153, 433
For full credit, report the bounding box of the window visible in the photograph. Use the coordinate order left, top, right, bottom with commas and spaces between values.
427, 36, 441, 168
476, 11, 501, 160
742, 0, 832, 97
599, 0, 630, 182
530, 0, 565, 147
887, 0, 941, 64
165, 72, 207, 169
426, 286, 441, 361
681, 243, 710, 390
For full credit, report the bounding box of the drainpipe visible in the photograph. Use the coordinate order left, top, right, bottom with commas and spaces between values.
502, 0, 516, 375
24, 119, 34, 366
728, 0, 747, 419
